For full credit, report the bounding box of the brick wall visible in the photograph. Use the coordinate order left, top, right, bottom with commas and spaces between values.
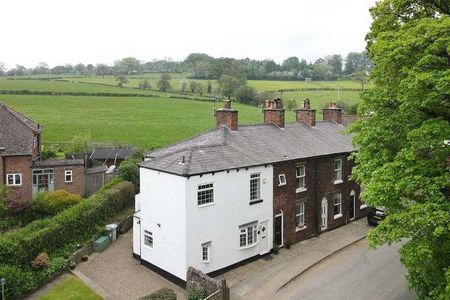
263, 109, 285, 128
215, 110, 238, 130
53, 165, 85, 197
4, 155, 33, 201
272, 153, 366, 246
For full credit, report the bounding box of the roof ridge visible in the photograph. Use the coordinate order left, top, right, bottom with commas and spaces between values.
0, 102, 41, 133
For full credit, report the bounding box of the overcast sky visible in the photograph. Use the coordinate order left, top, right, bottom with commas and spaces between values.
0, 0, 376, 69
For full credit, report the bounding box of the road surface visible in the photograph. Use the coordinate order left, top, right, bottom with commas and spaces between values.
277, 239, 415, 300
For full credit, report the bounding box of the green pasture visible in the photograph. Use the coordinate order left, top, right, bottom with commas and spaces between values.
284, 90, 362, 108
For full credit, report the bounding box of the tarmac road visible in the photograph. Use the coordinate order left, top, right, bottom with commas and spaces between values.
276, 239, 416, 300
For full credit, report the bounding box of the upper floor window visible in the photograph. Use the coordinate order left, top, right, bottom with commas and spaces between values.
239, 222, 258, 248
333, 193, 342, 218
197, 183, 214, 206
202, 242, 211, 262
144, 230, 153, 248
334, 159, 342, 183
65, 170, 73, 183
278, 174, 286, 186
296, 202, 305, 228
250, 173, 261, 203
296, 165, 306, 192
6, 173, 22, 186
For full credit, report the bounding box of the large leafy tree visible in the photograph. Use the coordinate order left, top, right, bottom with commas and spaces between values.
349, 1, 450, 298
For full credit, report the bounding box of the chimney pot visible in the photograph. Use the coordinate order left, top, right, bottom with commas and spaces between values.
323, 101, 342, 124
215, 100, 238, 130
263, 98, 285, 128
294, 98, 316, 126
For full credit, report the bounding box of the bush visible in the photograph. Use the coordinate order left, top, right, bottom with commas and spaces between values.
31, 252, 49, 269
236, 85, 257, 105
139, 287, 177, 300
0, 264, 37, 299
118, 153, 142, 191
187, 286, 207, 300
28, 190, 82, 219
0, 181, 134, 267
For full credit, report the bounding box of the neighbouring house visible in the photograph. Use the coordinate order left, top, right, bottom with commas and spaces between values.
0, 102, 89, 202
133, 99, 368, 281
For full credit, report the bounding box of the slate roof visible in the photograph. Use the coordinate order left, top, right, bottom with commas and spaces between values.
0, 102, 41, 156
33, 159, 84, 167
90, 149, 134, 160
142, 121, 355, 176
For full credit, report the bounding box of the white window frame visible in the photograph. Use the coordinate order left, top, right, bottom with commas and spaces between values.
197, 183, 214, 206
239, 223, 258, 248
250, 173, 261, 203
6, 173, 22, 186
144, 230, 153, 248
333, 193, 342, 219
296, 165, 306, 192
334, 159, 343, 184
278, 174, 286, 186
295, 202, 306, 230
64, 170, 73, 183
202, 242, 211, 263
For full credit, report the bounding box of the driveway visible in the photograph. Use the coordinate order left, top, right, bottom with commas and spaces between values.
74, 230, 187, 300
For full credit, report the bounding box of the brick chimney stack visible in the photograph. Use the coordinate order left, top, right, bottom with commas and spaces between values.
294, 98, 316, 126
322, 101, 342, 124
263, 98, 285, 128
215, 100, 238, 130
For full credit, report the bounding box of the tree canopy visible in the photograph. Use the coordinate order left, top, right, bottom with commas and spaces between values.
349, 0, 450, 298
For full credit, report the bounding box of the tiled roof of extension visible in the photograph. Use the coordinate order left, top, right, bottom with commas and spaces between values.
0, 102, 41, 156
142, 121, 355, 176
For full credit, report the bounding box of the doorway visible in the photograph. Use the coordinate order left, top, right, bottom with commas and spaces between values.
259, 220, 269, 255
274, 212, 283, 247
349, 190, 356, 220
321, 198, 328, 231
32, 169, 54, 195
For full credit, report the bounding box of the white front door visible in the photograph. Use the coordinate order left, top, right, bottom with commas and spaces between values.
133, 216, 141, 256
259, 220, 269, 255
321, 198, 328, 230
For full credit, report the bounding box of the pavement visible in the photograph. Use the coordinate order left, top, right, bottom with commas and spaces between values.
215, 218, 370, 300
73, 230, 187, 300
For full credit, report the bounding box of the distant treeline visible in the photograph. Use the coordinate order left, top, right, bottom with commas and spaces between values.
0, 52, 371, 82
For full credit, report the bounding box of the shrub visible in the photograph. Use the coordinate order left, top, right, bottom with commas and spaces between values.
0, 264, 37, 299
236, 85, 257, 105
0, 181, 134, 267
139, 287, 177, 300
31, 252, 49, 269
28, 190, 82, 219
286, 240, 292, 249
273, 242, 279, 254
187, 286, 207, 300
118, 154, 142, 191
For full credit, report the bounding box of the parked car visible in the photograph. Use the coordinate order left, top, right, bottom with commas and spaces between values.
367, 207, 386, 226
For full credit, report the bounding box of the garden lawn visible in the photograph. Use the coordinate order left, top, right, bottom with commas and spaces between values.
37, 275, 101, 300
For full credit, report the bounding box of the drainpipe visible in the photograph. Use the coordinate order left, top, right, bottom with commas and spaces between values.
0, 147, 5, 184
313, 158, 320, 234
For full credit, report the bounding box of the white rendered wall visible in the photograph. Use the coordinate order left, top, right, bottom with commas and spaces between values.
133, 168, 187, 280
185, 165, 273, 274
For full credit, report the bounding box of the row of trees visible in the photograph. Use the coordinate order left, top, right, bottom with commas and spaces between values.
0, 52, 371, 82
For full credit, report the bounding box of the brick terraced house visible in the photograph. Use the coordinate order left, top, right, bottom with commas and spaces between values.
0, 102, 85, 201
133, 99, 368, 281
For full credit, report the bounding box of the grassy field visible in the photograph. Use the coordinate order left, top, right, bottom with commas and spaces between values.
0, 76, 361, 151
0, 95, 276, 149
37, 275, 101, 300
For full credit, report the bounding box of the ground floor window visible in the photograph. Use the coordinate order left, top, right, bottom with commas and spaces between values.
6, 173, 22, 186
334, 193, 342, 217
144, 230, 153, 248
296, 202, 305, 228
202, 242, 211, 262
65, 170, 73, 183
239, 222, 258, 248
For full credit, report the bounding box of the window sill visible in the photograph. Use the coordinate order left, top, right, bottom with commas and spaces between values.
144, 245, 154, 250
333, 213, 343, 220
360, 204, 368, 209
7, 184, 22, 187
296, 187, 307, 193
249, 199, 263, 205
333, 179, 343, 185
278, 183, 286, 187
295, 225, 307, 232
202, 260, 210, 264
198, 202, 215, 208
239, 242, 258, 250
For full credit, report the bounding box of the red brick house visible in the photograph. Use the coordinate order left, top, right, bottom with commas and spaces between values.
0, 103, 85, 202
